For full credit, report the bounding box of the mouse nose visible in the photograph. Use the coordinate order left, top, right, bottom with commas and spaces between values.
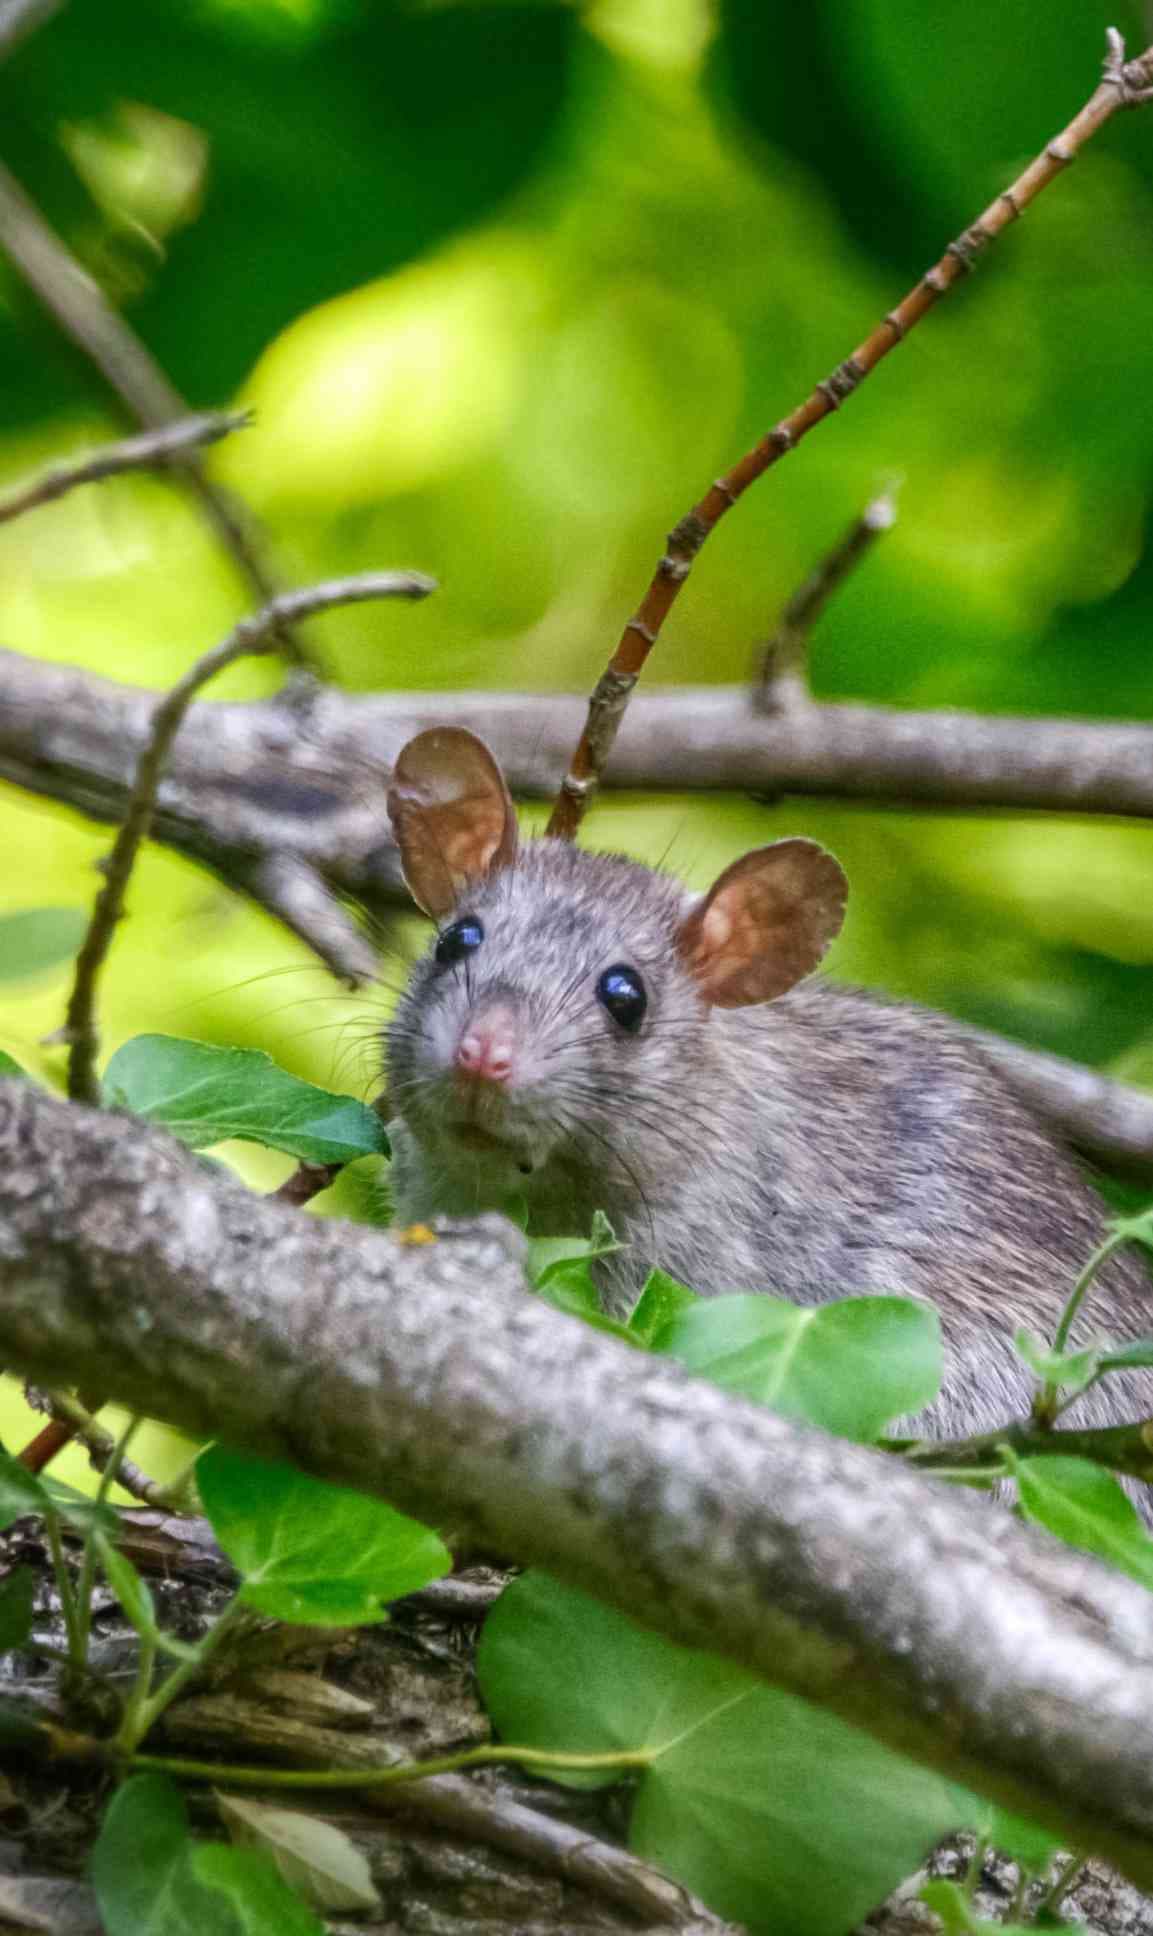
455, 1007, 517, 1086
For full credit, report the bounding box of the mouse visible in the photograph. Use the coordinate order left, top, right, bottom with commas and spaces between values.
382, 725, 1152, 1442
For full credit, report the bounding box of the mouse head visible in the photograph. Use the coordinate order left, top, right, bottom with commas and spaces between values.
384, 727, 848, 1190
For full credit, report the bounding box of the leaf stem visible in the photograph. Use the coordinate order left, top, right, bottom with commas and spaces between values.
43, 1512, 83, 1674
76, 1414, 142, 1660
1037, 1850, 1086, 1917
1038, 1231, 1130, 1422
127, 1741, 655, 1790
123, 1596, 245, 1751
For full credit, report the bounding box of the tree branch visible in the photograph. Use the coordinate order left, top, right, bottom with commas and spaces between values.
6, 1080, 1153, 1884
3, 648, 1153, 1173
0, 157, 314, 669
544, 30, 1153, 838
755, 490, 896, 710
0, 411, 251, 526
62, 573, 434, 1104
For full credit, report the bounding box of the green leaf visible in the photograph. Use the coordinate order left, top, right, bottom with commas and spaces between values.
0, 908, 87, 982
1013, 1329, 1104, 1397
1009, 1452, 1153, 1590
965, 1799, 1059, 1872
93, 1774, 324, 1935
659, 1294, 942, 1440
191, 1845, 324, 1935
0, 1567, 36, 1650
97, 1538, 157, 1639
527, 1210, 621, 1286
478, 1572, 974, 1936
0, 1050, 29, 1080
1095, 1337, 1153, 1374
627, 1269, 700, 1347
0, 1455, 53, 1531
217, 1794, 380, 1914
197, 1445, 449, 1625
103, 1035, 389, 1164
41, 1475, 121, 1539
92, 1773, 244, 1935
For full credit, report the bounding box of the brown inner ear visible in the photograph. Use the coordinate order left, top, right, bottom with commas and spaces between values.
677, 840, 848, 1009
386, 728, 519, 918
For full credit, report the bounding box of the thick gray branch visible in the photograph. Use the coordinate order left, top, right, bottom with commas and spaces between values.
3, 645, 1153, 1174
5, 1080, 1153, 1886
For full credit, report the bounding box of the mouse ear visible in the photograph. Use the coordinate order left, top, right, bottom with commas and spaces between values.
387, 728, 519, 918
677, 840, 848, 1008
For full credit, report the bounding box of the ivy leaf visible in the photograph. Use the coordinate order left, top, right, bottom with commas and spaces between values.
965, 1798, 1058, 1873
627, 1269, 700, 1348
0, 908, 87, 982
96, 1538, 157, 1640
0, 1050, 30, 1079
103, 1035, 389, 1164
527, 1214, 638, 1342
197, 1445, 450, 1625
479, 1572, 975, 1936
217, 1794, 380, 1914
0, 1567, 36, 1650
191, 1845, 325, 1934
1009, 1452, 1153, 1590
1013, 1329, 1105, 1397
93, 1773, 324, 1935
659, 1294, 941, 1440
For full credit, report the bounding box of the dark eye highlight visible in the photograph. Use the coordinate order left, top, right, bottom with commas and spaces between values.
597, 964, 647, 1032
435, 917, 485, 966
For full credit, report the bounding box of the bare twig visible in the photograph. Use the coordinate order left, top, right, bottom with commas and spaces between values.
756, 490, 896, 710
21, 1387, 192, 1508
0, 158, 313, 668
546, 30, 1153, 838
9, 1083, 1153, 1881
63, 571, 435, 1105
0, 412, 251, 526
271, 1160, 344, 1207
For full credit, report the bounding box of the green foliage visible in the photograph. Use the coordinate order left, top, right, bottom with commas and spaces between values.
0, 909, 87, 982
658, 1293, 942, 1439
196, 1444, 450, 1623
92, 1774, 324, 1936
0, 1450, 118, 1538
0, 1567, 36, 1651
103, 1035, 389, 1164
478, 1571, 975, 1936
216, 1796, 380, 1916
626, 1268, 700, 1347
920, 1879, 1085, 1936
0, 1050, 29, 1079
1009, 1451, 1153, 1590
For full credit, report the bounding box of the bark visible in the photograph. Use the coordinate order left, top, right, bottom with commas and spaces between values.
4, 1080, 1153, 1888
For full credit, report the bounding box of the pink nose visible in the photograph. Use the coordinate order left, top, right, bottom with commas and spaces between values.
455, 1011, 517, 1085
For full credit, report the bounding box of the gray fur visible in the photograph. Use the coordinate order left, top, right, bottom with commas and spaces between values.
385, 838, 1153, 1441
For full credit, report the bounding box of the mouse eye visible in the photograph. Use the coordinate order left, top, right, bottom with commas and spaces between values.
435, 917, 485, 966
596, 964, 647, 1033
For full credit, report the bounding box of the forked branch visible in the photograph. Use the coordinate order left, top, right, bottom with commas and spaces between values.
63, 572, 435, 1105
546, 29, 1153, 837
0, 412, 250, 525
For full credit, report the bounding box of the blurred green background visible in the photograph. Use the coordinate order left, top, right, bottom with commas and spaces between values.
2, 0, 1153, 1471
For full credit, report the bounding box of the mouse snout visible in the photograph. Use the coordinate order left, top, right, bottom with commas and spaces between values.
454, 1005, 518, 1087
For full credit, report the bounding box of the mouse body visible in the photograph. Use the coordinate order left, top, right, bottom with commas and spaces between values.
384, 728, 1151, 1441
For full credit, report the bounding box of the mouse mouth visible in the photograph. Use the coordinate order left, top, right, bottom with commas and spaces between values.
447, 1121, 536, 1174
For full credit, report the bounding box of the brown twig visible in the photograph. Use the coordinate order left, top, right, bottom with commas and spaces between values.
63, 570, 435, 1106
546, 29, 1153, 839
271, 1160, 344, 1207
20, 1386, 194, 1507
755, 489, 896, 710
0, 411, 251, 526
0, 157, 313, 669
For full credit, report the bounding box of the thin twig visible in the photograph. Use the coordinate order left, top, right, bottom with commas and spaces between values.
21, 1387, 190, 1508
0, 157, 313, 669
271, 1160, 344, 1206
546, 29, 1153, 838
898, 1415, 1153, 1484
0, 411, 251, 526
755, 489, 896, 710
63, 571, 434, 1106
